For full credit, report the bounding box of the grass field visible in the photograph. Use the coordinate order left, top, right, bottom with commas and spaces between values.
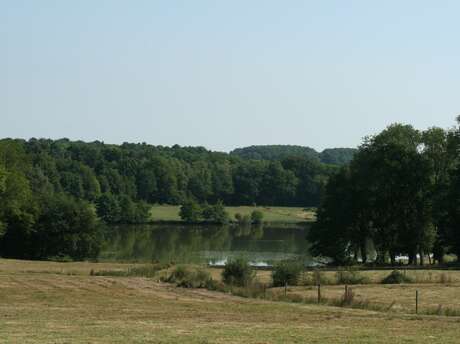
150, 205, 316, 223
1, 259, 460, 343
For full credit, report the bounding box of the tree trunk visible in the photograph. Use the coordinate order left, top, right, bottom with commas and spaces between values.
408, 253, 414, 265
419, 250, 424, 266
390, 251, 396, 266
360, 240, 367, 264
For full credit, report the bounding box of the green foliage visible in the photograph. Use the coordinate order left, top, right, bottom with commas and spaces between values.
96, 193, 149, 224
179, 200, 202, 222
309, 122, 460, 265
3, 138, 341, 209
381, 270, 414, 284
96, 193, 121, 223
33, 193, 102, 260
167, 265, 212, 288
235, 213, 251, 225
251, 210, 264, 224
222, 258, 255, 287
320, 148, 357, 165
230, 145, 320, 161
202, 201, 229, 224
272, 260, 303, 287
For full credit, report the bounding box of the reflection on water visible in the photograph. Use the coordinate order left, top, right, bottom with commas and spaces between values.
100, 223, 315, 266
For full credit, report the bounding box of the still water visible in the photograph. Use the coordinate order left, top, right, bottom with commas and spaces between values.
100, 223, 316, 266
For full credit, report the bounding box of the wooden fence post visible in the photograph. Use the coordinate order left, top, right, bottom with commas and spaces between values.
317, 284, 321, 303
416, 290, 419, 314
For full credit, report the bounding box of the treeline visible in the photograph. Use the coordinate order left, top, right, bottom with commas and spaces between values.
309, 120, 460, 265
231, 145, 356, 165
0, 138, 346, 260
0, 139, 345, 207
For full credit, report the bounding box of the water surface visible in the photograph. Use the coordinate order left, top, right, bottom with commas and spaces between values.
100, 223, 314, 266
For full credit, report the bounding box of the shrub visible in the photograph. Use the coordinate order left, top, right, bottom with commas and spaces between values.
167, 266, 212, 288
222, 258, 255, 287
381, 270, 414, 284
251, 210, 264, 224
272, 260, 303, 287
336, 269, 370, 285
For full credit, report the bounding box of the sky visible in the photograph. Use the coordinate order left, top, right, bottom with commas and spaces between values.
2, 1, 459, 152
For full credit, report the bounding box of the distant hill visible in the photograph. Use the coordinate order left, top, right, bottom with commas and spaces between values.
230, 145, 356, 165
319, 148, 357, 165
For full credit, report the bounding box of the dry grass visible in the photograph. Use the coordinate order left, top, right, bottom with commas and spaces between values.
279, 283, 460, 314
1, 259, 460, 343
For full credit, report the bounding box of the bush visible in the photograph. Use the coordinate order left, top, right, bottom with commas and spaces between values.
222, 258, 255, 287
272, 260, 303, 287
251, 210, 264, 224
336, 269, 370, 285
381, 270, 414, 284
167, 265, 212, 288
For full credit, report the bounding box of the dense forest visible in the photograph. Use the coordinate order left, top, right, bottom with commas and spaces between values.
0, 139, 347, 260
309, 118, 460, 265
231, 145, 356, 165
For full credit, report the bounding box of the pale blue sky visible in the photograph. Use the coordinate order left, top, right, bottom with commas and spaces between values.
2, 1, 459, 151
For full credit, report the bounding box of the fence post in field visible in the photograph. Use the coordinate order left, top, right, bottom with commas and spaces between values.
263, 284, 266, 299
317, 284, 321, 303
345, 285, 348, 299
284, 281, 287, 297
416, 290, 419, 314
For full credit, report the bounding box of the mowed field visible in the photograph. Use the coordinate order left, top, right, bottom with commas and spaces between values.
1, 260, 460, 343
149, 205, 316, 223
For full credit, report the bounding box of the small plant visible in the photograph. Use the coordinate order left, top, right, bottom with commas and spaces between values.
222, 258, 255, 287
381, 270, 414, 284
272, 260, 303, 287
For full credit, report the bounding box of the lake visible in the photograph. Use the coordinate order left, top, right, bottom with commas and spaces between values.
100, 223, 317, 266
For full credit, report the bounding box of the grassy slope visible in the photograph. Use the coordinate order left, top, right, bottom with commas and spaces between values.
150, 205, 316, 223
1, 259, 460, 343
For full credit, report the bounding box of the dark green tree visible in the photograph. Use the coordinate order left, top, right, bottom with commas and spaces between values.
179, 199, 202, 223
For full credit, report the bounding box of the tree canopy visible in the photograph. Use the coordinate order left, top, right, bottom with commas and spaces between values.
309, 121, 460, 265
